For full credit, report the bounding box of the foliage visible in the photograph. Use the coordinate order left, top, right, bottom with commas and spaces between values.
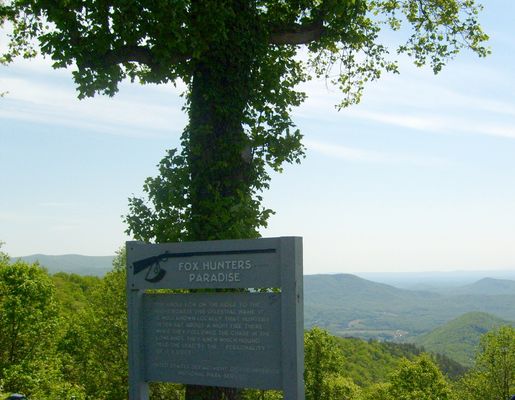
0, 0, 489, 101
304, 327, 347, 400
430, 351, 468, 381
322, 374, 361, 400
359, 382, 391, 400
148, 382, 185, 400
386, 353, 453, 400
242, 389, 282, 400
51, 272, 101, 315
336, 337, 408, 385
1, 356, 86, 400
58, 249, 128, 399
0, 258, 58, 375
336, 337, 466, 385
457, 326, 515, 400
0, 250, 87, 399
413, 311, 512, 367
476, 326, 515, 399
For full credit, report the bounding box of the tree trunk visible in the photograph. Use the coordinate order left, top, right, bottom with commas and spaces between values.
184, 1, 260, 399
187, 50, 254, 241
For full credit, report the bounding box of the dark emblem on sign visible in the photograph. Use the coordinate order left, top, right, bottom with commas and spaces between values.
132, 252, 171, 282
144, 263, 166, 282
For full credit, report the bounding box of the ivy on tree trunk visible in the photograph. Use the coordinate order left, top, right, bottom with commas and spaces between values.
187, 0, 259, 241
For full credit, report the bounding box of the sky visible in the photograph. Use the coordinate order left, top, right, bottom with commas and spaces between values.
1, 3, 515, 275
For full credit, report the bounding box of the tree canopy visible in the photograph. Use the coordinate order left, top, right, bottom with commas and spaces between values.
304, 327, 347, 400
458, 326, 515, 400
386, 354, 452, 400
1, 1, 489, 98
0, 258, 58, 372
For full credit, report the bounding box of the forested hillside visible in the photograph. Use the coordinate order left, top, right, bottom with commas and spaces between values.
412, 312, 514, 367
335, 337, 466, 383
1, 249, 514, 400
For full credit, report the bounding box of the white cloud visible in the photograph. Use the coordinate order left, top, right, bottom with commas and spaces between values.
295, 66, 515, 141
341, 109, 515, 139
346, 109, 443, 131
305, 139, 448, 167
0, 75, 187, 137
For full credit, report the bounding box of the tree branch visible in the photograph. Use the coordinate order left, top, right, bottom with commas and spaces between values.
82, 44, 189, 71
103, 45, 156, 66
269, 20, 324, 45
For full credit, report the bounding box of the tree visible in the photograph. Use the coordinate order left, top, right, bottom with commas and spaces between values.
478, 326, 515, 400
57, 248, 131, 399
321, 374, 361, 400
304, 327, 347, 400
386, 354, 453, 400
0, 253, 73, 398
51, 272, 101, 316
61, 255, 129, 399
1, 1, 488, 398
0, 258, 58, 378
359, 382, 392, 400
458, 326, 515, 400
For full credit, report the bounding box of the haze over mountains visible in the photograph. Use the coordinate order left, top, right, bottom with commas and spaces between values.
452, 277, 515, 295
13, 254, 114, 276
358, 270, 515, 289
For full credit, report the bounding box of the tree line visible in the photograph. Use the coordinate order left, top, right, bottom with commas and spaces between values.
1, 249, 513, 400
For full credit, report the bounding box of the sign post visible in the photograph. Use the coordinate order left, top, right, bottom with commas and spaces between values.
126, 236, 304, 399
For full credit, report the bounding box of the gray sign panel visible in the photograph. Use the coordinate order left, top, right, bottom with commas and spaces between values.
127, 238, 281, 290
127, 237, 304, 400
143, 292, 282, 389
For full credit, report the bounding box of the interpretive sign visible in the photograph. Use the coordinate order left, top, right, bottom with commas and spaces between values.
126, 237, 304, 400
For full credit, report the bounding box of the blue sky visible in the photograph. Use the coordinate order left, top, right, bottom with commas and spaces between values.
1, 2, 514, 274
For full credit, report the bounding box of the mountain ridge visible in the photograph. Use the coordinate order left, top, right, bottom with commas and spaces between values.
456, 277, 515, 295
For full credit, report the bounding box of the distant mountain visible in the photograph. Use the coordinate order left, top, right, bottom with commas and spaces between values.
455, 277, 515, 296
412, 312, 513, 367
12, 254, 114, 276
304, 274, 515, 342
357, 270, 515, 290
304, 273, 440, 308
